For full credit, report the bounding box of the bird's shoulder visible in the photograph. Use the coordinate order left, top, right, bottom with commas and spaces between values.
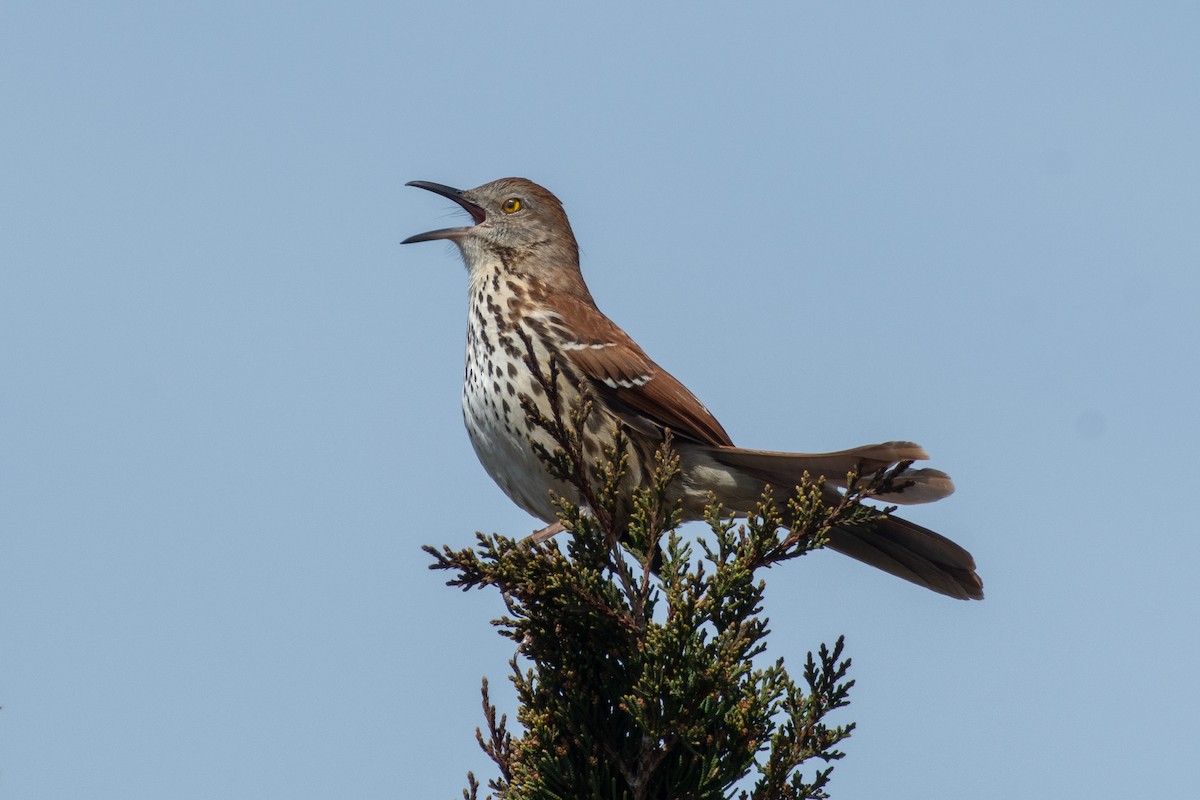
540, 294, 734, 448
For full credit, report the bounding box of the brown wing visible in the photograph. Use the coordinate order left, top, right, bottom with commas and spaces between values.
546, 295, 734, 447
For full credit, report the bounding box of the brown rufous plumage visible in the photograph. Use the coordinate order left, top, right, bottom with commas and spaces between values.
403, 178, 983, 600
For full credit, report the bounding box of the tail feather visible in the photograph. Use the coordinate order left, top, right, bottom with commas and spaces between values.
708, 441, 955, 504
690, 441, 982, 599
826, 514, 984, 600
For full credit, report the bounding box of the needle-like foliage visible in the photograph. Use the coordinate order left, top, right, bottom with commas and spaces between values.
426, 347, 908, 800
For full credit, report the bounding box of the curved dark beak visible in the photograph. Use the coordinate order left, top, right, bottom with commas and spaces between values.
401, 181, 487, 244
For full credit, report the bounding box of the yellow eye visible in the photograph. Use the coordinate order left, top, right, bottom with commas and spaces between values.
502, 198, 522, 214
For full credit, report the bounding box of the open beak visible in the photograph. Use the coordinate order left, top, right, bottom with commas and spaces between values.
401, 181, 487, 244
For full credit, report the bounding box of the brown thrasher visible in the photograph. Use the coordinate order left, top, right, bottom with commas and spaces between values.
402, 178, 983, 600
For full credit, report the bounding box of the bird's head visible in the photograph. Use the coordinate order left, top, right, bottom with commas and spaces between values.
403, 178, 583, 292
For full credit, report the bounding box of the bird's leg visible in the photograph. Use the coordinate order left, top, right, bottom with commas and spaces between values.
524, 520, 566, 546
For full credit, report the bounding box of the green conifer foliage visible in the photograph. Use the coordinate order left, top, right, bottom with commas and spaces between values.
427, 349, 909, 799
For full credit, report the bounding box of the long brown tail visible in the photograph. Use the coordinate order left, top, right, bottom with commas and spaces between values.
708, 441, 955, 504
701, 441, 983, 600
826, 513, 983, 600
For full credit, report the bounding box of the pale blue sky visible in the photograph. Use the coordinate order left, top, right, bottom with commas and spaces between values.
3, 2, 1199, 797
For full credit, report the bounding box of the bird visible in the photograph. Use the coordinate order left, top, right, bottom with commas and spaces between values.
402, 177, 983, 600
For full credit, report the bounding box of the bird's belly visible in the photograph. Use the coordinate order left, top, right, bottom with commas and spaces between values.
461, 367, 564, 523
